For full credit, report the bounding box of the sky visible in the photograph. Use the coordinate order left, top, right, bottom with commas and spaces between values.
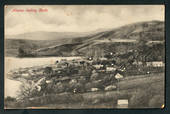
5, 5, 164, 36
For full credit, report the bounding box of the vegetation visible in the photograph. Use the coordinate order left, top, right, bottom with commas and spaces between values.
5, 69, 164, 108
148, 95, 164, 108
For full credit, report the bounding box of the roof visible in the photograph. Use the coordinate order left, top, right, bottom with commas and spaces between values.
117, 99, 128, 105
115, 73, 123, 79
56, 77, 71, 81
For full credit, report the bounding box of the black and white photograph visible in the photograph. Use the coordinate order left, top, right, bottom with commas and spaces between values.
4, 5, 165, 109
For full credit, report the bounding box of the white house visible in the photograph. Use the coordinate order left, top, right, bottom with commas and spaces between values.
117, 99, 128, 108
146, 61, 165, 67
99, 57, 107, 61
93, 64, 103, 69
115, 73, 124, 79
21, 73, 29, 77
91, 88, 99, 92
104, 85, 117, 91
46, 80, 52, 84
106, 67, 116, 72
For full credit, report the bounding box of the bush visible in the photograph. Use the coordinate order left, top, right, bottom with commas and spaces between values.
104, 92, 117, 102
91, 80, 104, 89
4, 96, 17, 108
85, 82, 92, 91
17, 82, 41, 100
5, 96, 16, 102
85, 81, 103, 91
18, 92, 84, 107
90, 72, 100, 81
79, 68, 92, 77
78, 76, 87, 84
54, 82, 66, 93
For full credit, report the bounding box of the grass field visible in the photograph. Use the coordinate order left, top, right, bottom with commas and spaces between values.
5, 73, 164, 109
119, 73, 164, 90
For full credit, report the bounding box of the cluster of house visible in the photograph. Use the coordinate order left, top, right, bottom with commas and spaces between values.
8, 56, 164, 81
7, 55, 165, 96
7, 57, 126, 94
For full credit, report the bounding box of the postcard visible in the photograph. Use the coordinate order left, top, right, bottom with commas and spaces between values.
4, 5, 165, 109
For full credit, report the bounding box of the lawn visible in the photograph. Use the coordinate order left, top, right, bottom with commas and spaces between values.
5, 73, 164, 109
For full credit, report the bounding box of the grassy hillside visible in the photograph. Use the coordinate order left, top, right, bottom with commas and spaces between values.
5, 20, 164, 57
5, 73, 164, 109
5, 39, 73, 56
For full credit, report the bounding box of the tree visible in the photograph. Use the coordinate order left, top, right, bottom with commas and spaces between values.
104, 53, 114, 60
43, 67, 53, 76
136, 36, 149, 65
5, 96, 16, 102
17, 82, 39, 101
18, 46, 35, 57
18, 47, 26, 57
90, 71, 100, 81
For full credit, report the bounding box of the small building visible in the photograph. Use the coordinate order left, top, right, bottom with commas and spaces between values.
117, 99, 128, 108
21, 73, 29, 77
115, 73, 123, 79
146, 61, 164, 67
69, 79, 77, 84
57, 77, 71, 83
99, 57, 107, 61
91, 88, 99, 92
106, 67, 116, 72
104, 85, 117, 91
93, 64, 104, 69
46, 80, 52, 84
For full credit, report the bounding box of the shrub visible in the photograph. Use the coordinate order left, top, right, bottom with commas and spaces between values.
4, 96, 17, 108
104, 92, 117, 102
5, 96, 16, 102
54, 82, 66, 93
17, 82, 41, 101
90, 72, 100, 81
91, 80, 104, 89
78, 76, 87, 84
79, 68, 92, 77
102, 75, 112, 86
20, 92, 84, 107
43, 67, 53, 75
85, 81, 103, 91
85, 82, 92, 91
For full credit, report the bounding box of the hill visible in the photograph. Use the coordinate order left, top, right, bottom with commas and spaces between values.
5, 20, 165, 58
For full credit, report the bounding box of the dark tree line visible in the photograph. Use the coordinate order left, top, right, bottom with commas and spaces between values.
18, 47, 36, 57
